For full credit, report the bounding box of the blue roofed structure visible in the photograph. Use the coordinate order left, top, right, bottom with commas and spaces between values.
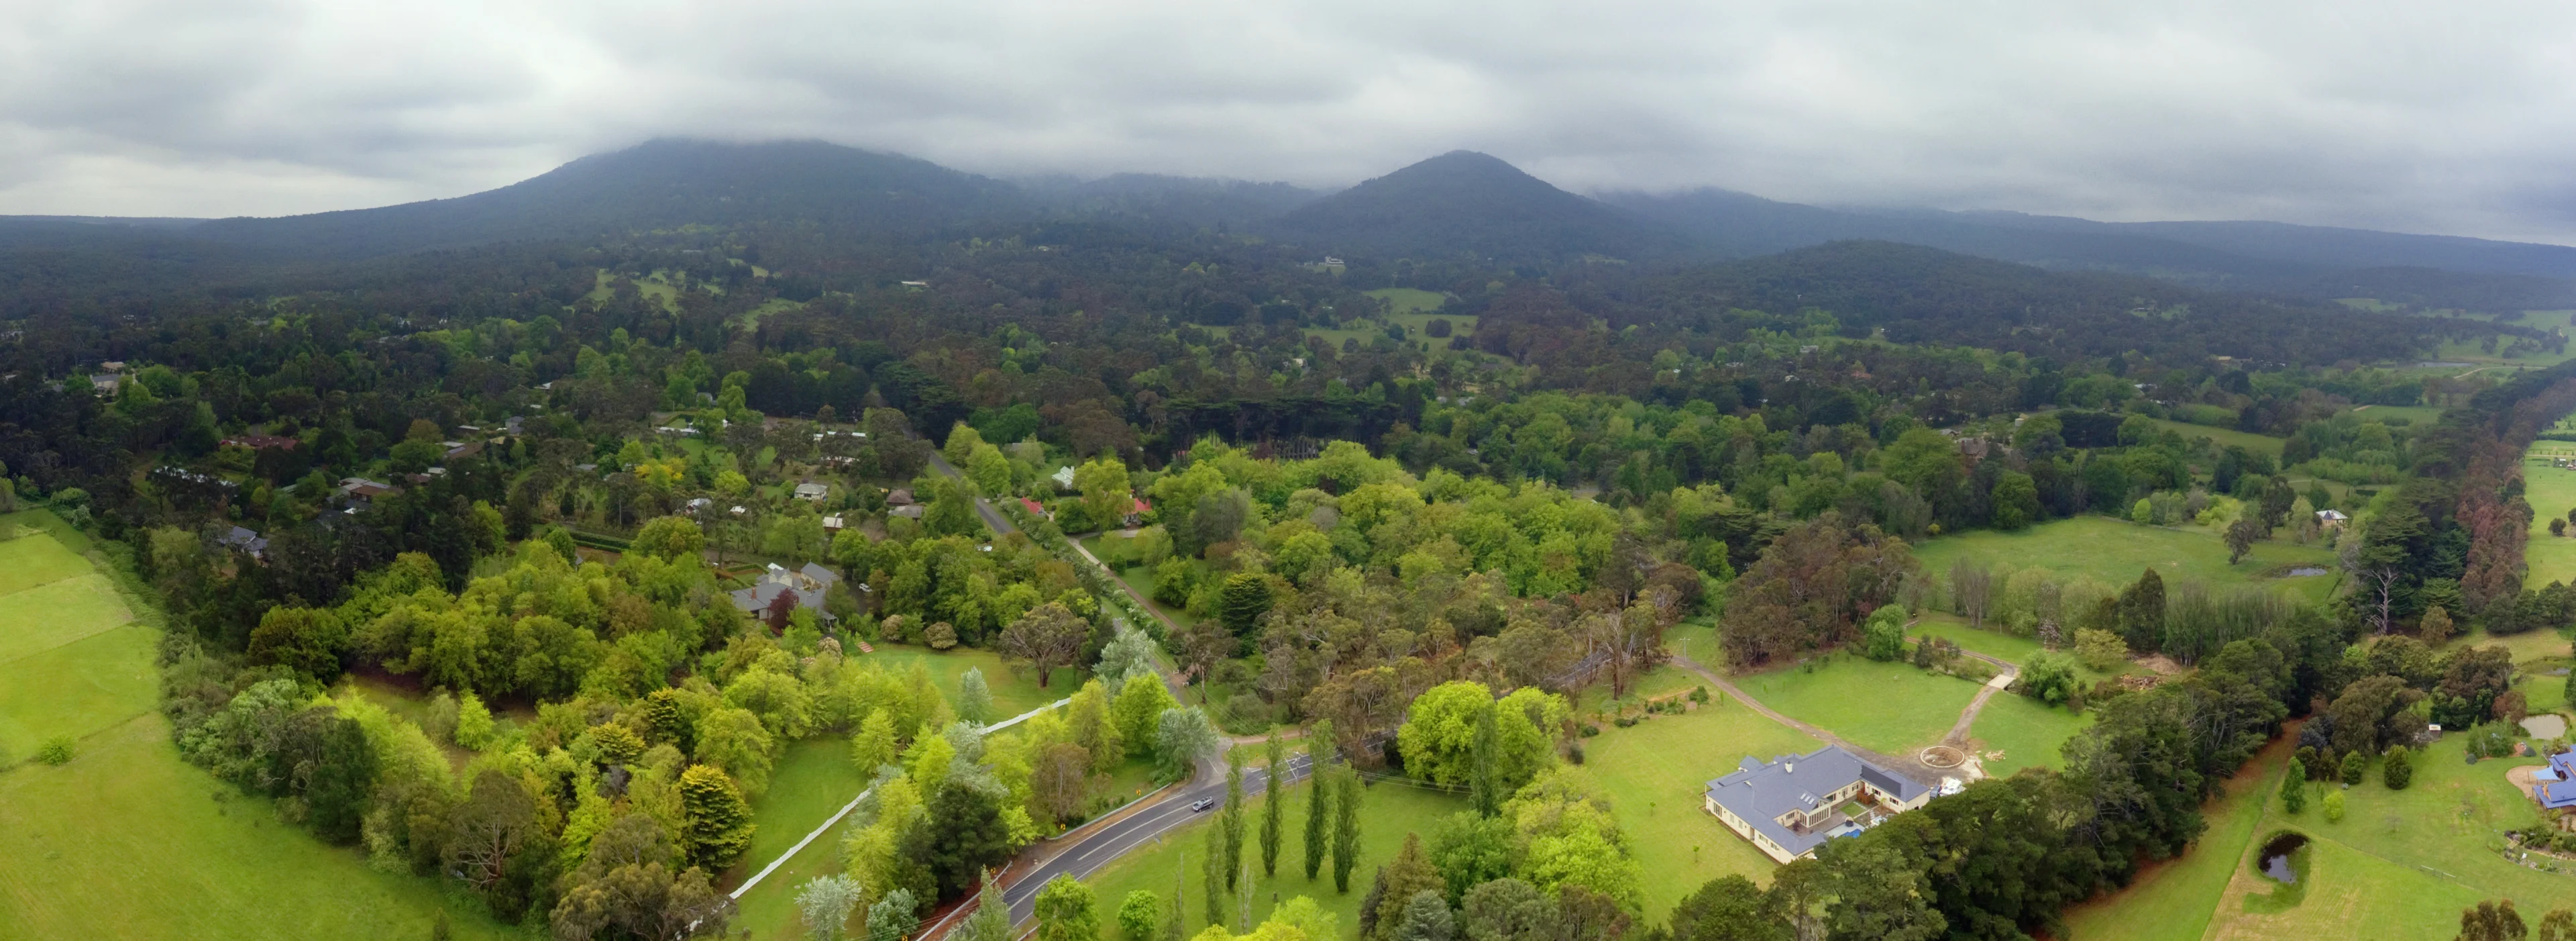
2535, 752, 2576, 809
1703, 744, 1934, 862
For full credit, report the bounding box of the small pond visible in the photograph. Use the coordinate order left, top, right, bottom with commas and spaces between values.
2258, 833, 2309, 883
2284, 567, 2329, 577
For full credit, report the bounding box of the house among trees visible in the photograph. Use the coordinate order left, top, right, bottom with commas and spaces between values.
2315, 509, 2349, 529
793, 481, 830, 502
729, 562, 841, 626
218, 526, 269, 560
1704, 744, 1933, 863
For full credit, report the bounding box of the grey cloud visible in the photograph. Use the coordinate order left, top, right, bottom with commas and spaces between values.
2, 0, 2573, 244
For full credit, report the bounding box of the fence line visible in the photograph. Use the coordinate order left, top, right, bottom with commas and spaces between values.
730, 695, 1071, 900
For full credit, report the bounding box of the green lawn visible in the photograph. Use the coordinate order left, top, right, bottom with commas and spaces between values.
1911, 515, 2342, 604
2521, 442, 2576, 588
2349, 404, 2446, 425
0, 713, 517, 940
1364, 288, 1448, 315
1577, 675, 1823, 918
729, 736, 879, 938
0, 571, 136, 667
857, 643, 1081, 717
0, 519, 513, 938
2059, 734, 2290, 941
2142, 417, 2288, 458
1964, 693, 2092, 777
2199, 732, 2571, 940
0, 525, 99, 597
1080, 777, 1469, 940
0, 624, 159, 762
1740, 656, 1982, 756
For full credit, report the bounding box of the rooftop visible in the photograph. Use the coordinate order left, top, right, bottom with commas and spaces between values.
1705, 744, 1928, 859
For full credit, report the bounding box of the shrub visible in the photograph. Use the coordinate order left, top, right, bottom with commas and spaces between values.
36, 736, 74, 764
2383, 745, 2413, 790
2322, 789, 2346, 822
2339, 750, 2366, 785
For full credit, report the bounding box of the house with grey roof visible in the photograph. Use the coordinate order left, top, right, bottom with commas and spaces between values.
730, 562, 843, 625
1703, 744, 1932, 863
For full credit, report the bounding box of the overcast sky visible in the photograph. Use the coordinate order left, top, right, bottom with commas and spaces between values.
5, 0, 2575, 243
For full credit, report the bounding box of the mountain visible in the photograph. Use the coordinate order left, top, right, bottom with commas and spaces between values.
1020, 173, 1319, 230
1265, 151, 1682, 263
1621, 240, 2430, 364
1603, 188, 2576, 311
182, 138, 1032, 260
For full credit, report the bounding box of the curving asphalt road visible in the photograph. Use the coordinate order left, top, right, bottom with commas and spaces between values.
993, 750, 1316, 926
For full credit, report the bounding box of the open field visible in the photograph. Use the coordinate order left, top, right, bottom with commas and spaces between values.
1577, 672, 1823, 917
0, 524, 99, 596
1911, 515, 2343, 605
2523, 442, 2576, 587
1080, 776, 1469, 940
2200, 732, 2573, 940
1364, 288, 1447, 314
0, 571, 136, 666
0, 624, 158, 762
2058, 732, 2292, 941
0, 713, 517, 940
1964, 693, 2092, 777
0, 517, 512, 938
1739, 655, 1982, 756
2349, 404, 2447, 425
2143, 417, 2288, 457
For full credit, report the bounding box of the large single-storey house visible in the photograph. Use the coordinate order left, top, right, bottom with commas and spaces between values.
2534, 751, 2576, 809
731, 562, 842, 626
1704, 745, 1933, 862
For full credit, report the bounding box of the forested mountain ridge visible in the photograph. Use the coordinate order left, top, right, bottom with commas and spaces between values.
1264, 150, 1688, 264
5, 139, 2573, 313
1605, 189, 2576, 309
185, 138, 1033, 260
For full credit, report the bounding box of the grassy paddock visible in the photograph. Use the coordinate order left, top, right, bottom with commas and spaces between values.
1963, 693, 2092, 777
2521, 442, 2576, 588
2200, 734, 2569, 940
1739, 655, 1982, 756
1911, 515, 2342, 605
0, 571, 136, 667
0, 713, 517, 940
0, 526, 98, 597
2142, 417, 2288, 458
0, 624, 158, 761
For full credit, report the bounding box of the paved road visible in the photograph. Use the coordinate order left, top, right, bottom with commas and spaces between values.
925, 452, 1020, 538
994, 751, 1316, 926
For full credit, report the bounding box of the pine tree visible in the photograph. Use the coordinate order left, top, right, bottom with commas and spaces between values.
1203, 822, 1228, 927
852, 708, 898, 773
1303, 748, 1333, 881
1332, 769, 1362, 893
1370, 834, 1442, 941
1467, 706, 1501, 819
2279, 759, 2307, 815
959, 668, 994, 724
680, 764, 757, 869
1260, 733, 1285, 877
1222, 752, 1246, 890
